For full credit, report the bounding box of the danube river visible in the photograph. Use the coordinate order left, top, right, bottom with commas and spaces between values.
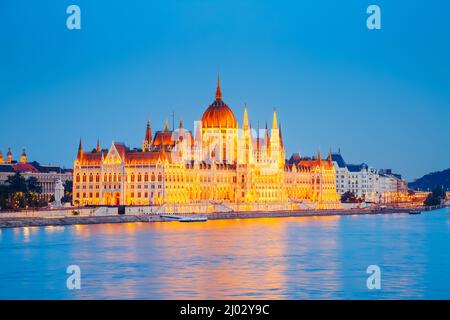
1, 208, 449, 299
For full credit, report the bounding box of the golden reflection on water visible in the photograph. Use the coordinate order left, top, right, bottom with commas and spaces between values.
2, 211, 446, 299
64, 216, 347, 299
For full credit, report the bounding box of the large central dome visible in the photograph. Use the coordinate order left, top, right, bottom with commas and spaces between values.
201, 77, 238, 129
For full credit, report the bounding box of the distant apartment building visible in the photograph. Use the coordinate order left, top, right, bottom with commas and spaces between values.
331, 151, 407, 203
0, 148, 72, 200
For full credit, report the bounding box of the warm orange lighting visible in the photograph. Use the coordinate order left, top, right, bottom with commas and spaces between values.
72, 79, 341, 210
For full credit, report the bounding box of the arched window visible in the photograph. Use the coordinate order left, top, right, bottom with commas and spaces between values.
89, 174, 93, 183
76, 174, 80, 183
82, 174, 86, 182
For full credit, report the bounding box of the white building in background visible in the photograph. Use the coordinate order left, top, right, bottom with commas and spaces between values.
331, 151, 407, 203
0, 148, 72, 201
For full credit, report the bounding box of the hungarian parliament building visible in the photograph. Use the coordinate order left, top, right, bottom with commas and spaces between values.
73, 79, 340, 210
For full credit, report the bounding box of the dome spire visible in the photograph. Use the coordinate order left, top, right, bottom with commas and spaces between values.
215, 73, 222, 100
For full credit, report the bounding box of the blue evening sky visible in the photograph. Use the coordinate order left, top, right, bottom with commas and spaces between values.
0, 0, 449, 180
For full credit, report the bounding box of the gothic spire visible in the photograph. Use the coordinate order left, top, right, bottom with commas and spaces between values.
96, 138, 101, 152
77, 138, 84, 160
145, 117, 152, 143
164, 118, 169, 131
272, 108, 278, 130
242, 103, 249, 130
279, 123, 284, 148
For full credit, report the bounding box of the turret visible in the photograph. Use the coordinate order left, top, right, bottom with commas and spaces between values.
96, 138, 101, 152
0, 150, 3, 164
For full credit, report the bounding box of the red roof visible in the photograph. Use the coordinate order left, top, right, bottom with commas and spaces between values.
12, 163, 39, 173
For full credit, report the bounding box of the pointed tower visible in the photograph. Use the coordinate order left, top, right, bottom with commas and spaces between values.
239, 103, 252, 164
142, 116, 152, 152
279, 123, 284, 149
164, 118, 169, 132
328, 147, 333, 164
6, 148, 13, 163
96, 138, 101, 152
159, 133, 166, 161
77, 139, 84, 161
20, 149, 27, 163
242, 103, 249, 130
318, 148, 322, 165
279, 123, 285, 162
0, 150, 4, 164
272, 108, 278, 130
264, 122, 270, 157
256, 121, 261, 162
270, 108, 282, 166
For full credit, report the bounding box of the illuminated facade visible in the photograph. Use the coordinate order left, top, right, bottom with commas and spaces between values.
73, 78, 340, 210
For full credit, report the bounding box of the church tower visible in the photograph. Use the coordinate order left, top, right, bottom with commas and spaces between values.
0, 150, 3, 164
6, 148, 13, 163
20, 149, 27, 163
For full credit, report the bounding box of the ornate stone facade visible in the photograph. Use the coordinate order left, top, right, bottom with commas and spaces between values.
73, 78, 340, 209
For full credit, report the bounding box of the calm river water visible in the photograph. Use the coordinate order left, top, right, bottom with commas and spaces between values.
1, 208, 450, 299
